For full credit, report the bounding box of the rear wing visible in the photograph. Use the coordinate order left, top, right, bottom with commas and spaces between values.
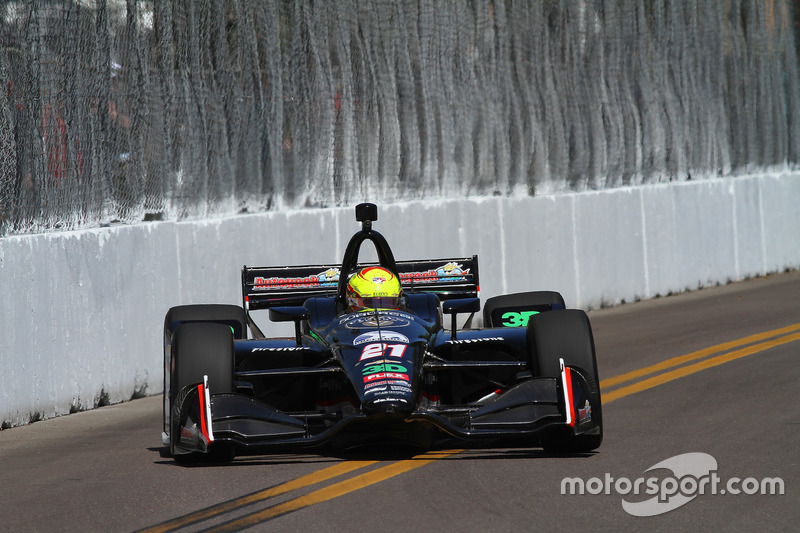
243, 256, 479, 311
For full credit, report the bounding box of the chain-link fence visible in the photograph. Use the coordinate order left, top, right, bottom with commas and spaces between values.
1, 0, 799, 236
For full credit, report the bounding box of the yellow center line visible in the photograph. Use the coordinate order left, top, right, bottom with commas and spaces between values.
603, 330, 800, 403
138, 460, 378, 533
600, 322, 800, 390
204, 449, 464, 533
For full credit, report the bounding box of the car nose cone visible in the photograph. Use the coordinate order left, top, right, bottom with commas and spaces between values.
362, 398, 413, 418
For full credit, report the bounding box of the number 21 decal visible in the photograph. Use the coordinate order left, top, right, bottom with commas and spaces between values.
359, 343, 407, 361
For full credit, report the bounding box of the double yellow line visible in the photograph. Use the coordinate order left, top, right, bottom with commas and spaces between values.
600, 322, 800, 403
139, 450, 462, 533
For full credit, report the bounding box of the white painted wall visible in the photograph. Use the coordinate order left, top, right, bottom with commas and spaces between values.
2, 173, 798, 427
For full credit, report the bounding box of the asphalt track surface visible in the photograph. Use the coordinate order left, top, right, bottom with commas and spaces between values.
2, 271, 798, 532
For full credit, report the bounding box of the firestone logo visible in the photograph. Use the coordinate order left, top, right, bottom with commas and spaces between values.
561, 452, 785, 517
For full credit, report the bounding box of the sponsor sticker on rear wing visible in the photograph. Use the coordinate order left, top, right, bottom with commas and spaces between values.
395, 256, 479, 301
243, 256, 479, 310
242, 264, 341, 310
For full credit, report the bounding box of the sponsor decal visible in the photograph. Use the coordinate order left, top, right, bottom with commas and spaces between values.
353, 331, 410, 346
370, 397, 409, 404
368, 389, 407, 398
359, 342, 408, 361
362, 363, 408, 375
343, 309, 408, 322
400, 262, 471, 283
363, 372, 409, 383
446, 337, 504, 345
362, 316, 409, 327
344, 312, 411, 328
365, 379, 411, 391
251, 346, 306, 352
253, 268, 340, 290
500, 310, 539, 327
577, 400, 592, 423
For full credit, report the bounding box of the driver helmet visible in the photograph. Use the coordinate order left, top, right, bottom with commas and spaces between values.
346, 266, 403, 311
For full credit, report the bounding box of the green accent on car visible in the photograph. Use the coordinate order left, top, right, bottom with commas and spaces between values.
362, 363, 408, 375
500, 310, 540, 327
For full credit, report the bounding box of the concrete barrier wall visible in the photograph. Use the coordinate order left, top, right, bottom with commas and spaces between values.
2, 173, 798, 427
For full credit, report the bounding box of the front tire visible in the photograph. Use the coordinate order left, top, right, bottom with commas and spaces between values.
169, 322, 235, 463
527, 309, 603, 453
163, 304, 246, 441
164, 304, 247, 340
482, 291, 565, 327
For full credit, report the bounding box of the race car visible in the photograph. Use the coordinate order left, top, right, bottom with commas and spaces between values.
162, 203, 602, 463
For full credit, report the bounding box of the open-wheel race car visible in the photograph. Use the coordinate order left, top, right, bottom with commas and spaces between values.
162, 203, 602, 463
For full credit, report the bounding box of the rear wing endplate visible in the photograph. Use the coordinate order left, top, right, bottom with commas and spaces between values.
243, 256, 479, 310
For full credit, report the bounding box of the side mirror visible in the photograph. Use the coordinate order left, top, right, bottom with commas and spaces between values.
442, 298, 481, 315
268, 306, 309, 346
268, 306, 310, 322
442, 298, 480, 340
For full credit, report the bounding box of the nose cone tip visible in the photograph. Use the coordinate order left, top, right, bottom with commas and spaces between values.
362, 399, 412, 418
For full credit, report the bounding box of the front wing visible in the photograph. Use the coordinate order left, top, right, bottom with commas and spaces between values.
169, 361, 600, 456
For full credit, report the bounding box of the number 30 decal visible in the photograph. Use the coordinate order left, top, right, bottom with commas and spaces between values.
359, 343, 407, 361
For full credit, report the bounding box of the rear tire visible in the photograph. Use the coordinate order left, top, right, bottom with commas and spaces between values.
527, 309, 602, 453
483, 291, 565, 327
169, 322, 235, 463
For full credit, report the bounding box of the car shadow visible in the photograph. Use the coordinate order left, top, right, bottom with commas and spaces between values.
148, 439, 598, 467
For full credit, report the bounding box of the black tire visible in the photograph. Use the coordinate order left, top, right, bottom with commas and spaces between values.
164, 304, 247, 340
482, 291, 565, 327
169, 322, 235, 463
163, 304, 246, 440
526, 309, 602, 453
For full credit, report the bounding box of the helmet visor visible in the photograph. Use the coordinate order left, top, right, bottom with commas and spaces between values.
350, 296, 402, 310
